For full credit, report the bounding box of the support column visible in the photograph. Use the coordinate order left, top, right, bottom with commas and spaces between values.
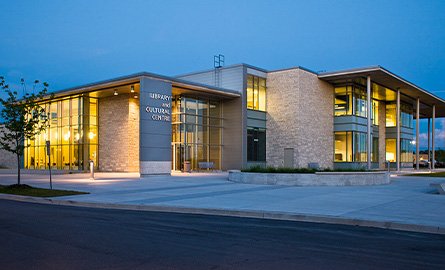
396, 89, 401, 171
432, 105, 436, 170
428, 118, 431, 170
367, 76, 372, 170
416, 98, 420, 170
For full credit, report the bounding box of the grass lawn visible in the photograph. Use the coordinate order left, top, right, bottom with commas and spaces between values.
405, 172, 445, 177
0, 184, 89, 197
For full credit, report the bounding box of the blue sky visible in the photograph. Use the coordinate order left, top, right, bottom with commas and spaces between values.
1, 0, 444, 148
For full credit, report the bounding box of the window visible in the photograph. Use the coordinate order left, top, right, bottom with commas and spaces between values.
334, 131, 352, 161
386, 103, 397, 127
334, 131, 369, 162
354, 87, 367, 118
385, 138, 414, 162
334, 85, 369, 118
247, 75, 266, 111
334, 86, 352, 116
372, 100, 379, 125
247, 128, 266, 161
24, 96, 98, 171
386, 103, 413, 128
401, 103, 413, 128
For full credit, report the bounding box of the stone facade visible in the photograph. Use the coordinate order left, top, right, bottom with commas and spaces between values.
98, 94, 140, 172
266, 68, 334, 169
0, 125, 17, 169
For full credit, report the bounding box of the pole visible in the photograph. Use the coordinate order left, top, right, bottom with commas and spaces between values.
432, 105, 436, 170
366, 76, 372, 170
396, 89, 401, 172
46, 140, 52, 189
416, 97, 420, 170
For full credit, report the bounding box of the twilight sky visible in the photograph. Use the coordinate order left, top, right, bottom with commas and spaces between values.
1, 0, 444, 148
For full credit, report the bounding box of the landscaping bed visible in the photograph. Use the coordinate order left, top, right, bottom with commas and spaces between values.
0, 184, 89, 197
405, 172, 445, 178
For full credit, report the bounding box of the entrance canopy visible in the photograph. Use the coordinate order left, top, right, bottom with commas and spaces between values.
319, 66, 445, 118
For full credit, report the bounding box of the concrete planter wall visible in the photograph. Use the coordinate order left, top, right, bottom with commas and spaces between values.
228, 170, 390, 186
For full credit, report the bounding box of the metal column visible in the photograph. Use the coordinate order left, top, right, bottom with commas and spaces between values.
367, 76, 372, 170
432, 105, 436, 170
396, 89, 401, 171
416, 98, 420, 170
428, 118, 431, 170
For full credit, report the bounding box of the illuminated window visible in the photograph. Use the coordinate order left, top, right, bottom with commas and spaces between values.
247, 75, 266, 111
334, 131, 352, 161
24, 96, 98, 171
334, 131, 369, 162
386, 103, 397, 127
334, 86, 352, 116
372, 100, 379, 125
386, 139, 396, 162
334, 85, 368, 118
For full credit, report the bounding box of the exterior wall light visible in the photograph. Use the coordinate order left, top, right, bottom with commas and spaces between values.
114, 89, 118, 96
130, 85, 135, 93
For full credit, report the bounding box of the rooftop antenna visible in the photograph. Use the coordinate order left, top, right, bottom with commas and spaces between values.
214, 54, 225, 68
214, 54, 225, 87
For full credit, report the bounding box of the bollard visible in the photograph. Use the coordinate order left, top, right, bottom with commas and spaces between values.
387, 161, 391, 172
89, 160, 94, 180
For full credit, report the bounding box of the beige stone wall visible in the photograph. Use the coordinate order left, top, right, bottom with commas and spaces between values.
266, 68, 334, 169
0, 125, 17, 168
98, 94, 140, 172
378, 102, 386, 169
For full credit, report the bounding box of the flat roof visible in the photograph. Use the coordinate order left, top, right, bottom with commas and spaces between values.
45, 71, 241, 101
319, 66, 445, 118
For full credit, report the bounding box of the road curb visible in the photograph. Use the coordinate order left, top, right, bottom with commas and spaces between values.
1, 193, 444, 235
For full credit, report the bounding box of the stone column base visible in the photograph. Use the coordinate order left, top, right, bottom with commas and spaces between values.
140, 161, 171, 175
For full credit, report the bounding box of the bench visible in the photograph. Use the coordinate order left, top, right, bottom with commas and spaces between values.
430, 183, 445, 195
198, 162, 214, 170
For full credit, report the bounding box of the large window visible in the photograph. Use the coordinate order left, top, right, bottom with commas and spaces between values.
247, 75, 266, 111
334, 131, 370, 162
334, 85, 368, 118
24, 96, 98, 170
386, 103, 397, 127
334, 86, 352, 116
385, 138, 413, 162
247, 128, 266, 162
171, 97, 222, 170
401, 103, 413, 128
385, 102, 414, 128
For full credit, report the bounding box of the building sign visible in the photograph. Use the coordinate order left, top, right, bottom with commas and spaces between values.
145, 92, 172, 122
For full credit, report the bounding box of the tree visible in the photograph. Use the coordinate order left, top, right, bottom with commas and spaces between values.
0, 76, 52, 185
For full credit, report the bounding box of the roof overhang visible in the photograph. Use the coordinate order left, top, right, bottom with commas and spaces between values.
319, 66, 445, 118
41, 72, 240, 102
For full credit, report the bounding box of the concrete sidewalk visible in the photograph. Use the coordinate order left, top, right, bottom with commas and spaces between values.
1, 171, 445, 233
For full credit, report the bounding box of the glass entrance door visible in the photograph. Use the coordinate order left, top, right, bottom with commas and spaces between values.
171, 143, 184, 171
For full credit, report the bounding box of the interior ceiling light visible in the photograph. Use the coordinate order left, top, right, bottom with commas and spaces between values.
134, 94, 138, 98
130, 85, 135, 93
114, 89, 118, 96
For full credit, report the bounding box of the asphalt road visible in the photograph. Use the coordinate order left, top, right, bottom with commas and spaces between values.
0, 199, 444, 270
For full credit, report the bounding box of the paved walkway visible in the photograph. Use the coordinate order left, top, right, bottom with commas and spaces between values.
1, 171, 445, 231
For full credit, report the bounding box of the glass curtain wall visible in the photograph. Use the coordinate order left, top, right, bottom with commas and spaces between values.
171, 96, 222, 170
24, 96, 98, 170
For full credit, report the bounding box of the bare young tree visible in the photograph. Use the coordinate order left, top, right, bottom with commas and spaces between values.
0, 76, 52, 185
